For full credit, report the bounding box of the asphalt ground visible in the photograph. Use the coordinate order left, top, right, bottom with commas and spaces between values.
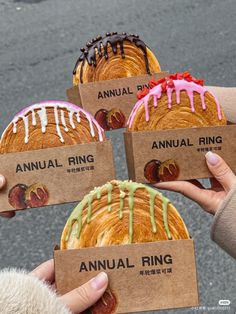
0, 0, 236, 313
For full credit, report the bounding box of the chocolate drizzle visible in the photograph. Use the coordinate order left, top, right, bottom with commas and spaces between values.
73, 32, 151, 83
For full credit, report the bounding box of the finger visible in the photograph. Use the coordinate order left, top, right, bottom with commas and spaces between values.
0, 177, 10, 218
155, 180, 202, 196
0, 175, 6, 189
0, 211, 16, 218
60, 272, 108, 313
155, 181, 216, 212
205, 152, 236, 192
31, 259, 55, 284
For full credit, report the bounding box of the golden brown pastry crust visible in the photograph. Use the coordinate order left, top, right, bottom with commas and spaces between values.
61, 180, 189, 250
73, 33, 161, 85
128, 72, 227, 131
0, 101, 105, 153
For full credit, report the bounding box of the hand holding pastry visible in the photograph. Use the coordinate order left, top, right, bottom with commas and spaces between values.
155, 152, 236, 215
31, 259, 108, 314
60, 180, 190, 313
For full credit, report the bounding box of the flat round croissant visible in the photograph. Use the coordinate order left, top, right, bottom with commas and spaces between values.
128, 72, 227, 131
61, 180, 189, 249
0, 101, 105, 153
73, 32, 161, 85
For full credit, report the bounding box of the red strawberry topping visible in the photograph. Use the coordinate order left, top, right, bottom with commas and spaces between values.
137, 87, 149, 99
136, 71, 205, 100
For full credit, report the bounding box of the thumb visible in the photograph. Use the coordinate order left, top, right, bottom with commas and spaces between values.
0, 175, 6, 189
60, 272, 108, 313
205, 152, 236, 192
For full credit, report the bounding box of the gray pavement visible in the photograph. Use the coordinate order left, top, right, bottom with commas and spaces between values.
0, 0, 236, 313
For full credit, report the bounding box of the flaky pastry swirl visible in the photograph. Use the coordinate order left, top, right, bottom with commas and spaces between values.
128, 72, 227, 131
0, 101, 105, 153
61, 180, 189, 250
73, 32, 161, 85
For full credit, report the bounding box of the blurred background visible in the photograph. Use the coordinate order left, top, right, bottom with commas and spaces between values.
0, 0, 236, 313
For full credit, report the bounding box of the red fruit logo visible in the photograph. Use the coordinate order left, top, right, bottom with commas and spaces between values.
107, 108, 126, 129
159, 159, 180, 182
84, 289, 118, 314
144, 159, 180, 183
144, 160, 161, 183
94, 109, 110, 131
8, 184, 28, 209
94, 108, 126, 130
8, 183, 49, 209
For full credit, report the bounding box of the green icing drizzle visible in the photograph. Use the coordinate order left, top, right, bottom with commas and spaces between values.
107, 182, 113, 204
118, 182, 126, 219
87, 195, 93, 223
149, 191, 157, 233
107, 182, 113, 212
65, 220, 73, 242
65, 180, 172, 244
128, 186, 135, 244
162, 196, 172, 239
119, 198, 124, 219
96, 188, 101, 199
77, 213, 82, 239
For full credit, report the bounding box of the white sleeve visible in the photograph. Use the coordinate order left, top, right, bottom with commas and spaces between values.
0, 269, 70, 314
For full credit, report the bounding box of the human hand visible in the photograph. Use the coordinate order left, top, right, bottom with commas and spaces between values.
155, 152, 236, 215
0, 175, 15, 218
31, 259, 108, 313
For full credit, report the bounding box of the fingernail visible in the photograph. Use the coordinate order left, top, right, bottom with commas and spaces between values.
0, 175, 5, 188
205, 151, 220, 166
90, 272, 108, 290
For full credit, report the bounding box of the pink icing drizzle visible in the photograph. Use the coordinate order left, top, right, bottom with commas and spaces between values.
127, 79, 222, 127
